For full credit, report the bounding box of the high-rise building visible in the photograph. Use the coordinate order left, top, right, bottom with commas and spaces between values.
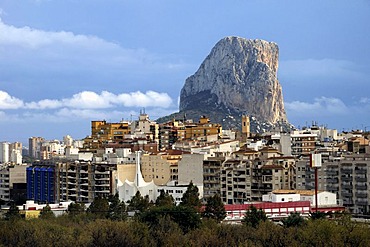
26, 162, 56, 203
296, 153, 370, 215
0, 142, 9, 163
28, 137, 44, 159
0, 164, 28, 202
203, 146, 297, 204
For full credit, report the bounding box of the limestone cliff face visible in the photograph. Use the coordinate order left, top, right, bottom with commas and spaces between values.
179, 36, 287, 125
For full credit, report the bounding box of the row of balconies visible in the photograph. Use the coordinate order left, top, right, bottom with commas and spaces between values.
355, 200, 368, 206
355, 192, 368, 198
326, 178, 339, 183
355, 184, 367, 190
326, 170, 338, 176
355, 177, 367, 182
355, 169, 367, 174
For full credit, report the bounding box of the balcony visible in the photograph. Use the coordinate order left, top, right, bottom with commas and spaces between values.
95, 183, 109, 187
355, 177, 367, 183
341, 168, 353, 174
355, 185, 367, 190
342, 199, 354, 206
342, 184, 353, 189
327, 170, 338, 176
341, 176, 353, 182
355, 200, 368, 206
326, 178, 339, 183
326, 186, 339, 192
355, 169, 367, 174
95, 176, 110, 180
355, 192, 367, 198
341, 192, 353, 197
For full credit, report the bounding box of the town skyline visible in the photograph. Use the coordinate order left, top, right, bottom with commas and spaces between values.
1, 1, 370, 143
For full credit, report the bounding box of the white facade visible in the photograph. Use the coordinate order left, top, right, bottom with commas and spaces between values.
78, 152, 93, 161
262, 193, 301, 203
65, 147, 79, 159
41, 140, 65, 159
0, 142, 9, 164
118, 151, 202, 205
301, 191, 337, 207
246, 140, 264, 151
10, 149, 22, 164
63, 135, 74, 146
118, 151, 158, 203
263, 191, 337, 208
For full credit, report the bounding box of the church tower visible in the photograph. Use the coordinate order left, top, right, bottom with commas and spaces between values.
241, 115, 250, 140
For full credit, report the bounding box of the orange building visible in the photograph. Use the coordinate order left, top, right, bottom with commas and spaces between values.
184, 116, 222, 140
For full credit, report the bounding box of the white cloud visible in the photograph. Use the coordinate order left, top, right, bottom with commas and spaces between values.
2, 89, 173, 111
116, 91, 173, 108
25, 99, 63, 109
63, 91, 114, 109
360, 97, 370, 104
0, 18, 119, 50
285, 97, 349, 115
0, 91, 24, 109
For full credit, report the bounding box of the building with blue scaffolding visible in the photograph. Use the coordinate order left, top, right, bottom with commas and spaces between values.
26, 163, 55, 203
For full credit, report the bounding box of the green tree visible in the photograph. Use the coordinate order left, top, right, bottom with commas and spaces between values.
140, 205, 201, 233
4, 202, 21, 221
155, 190, 175, 207
127, 191, 150, 213
39, 204, 55, 219
108, 194, 127, 221
202, 193, 226, 223
180, 181, 201, 211
242, 205, 267, 228
309, 211, 327, 220
281, 212, 306, 228
67, 202, 86, 217
87, 196, 109, 219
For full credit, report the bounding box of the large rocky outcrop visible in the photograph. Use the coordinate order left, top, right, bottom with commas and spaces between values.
158, 36, 291, 132
180, 36, 287, 125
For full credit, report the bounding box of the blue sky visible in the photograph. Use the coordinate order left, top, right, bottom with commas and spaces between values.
0, 0, 370, 144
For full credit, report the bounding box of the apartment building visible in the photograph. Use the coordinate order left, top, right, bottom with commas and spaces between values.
291, 133, 318, 156
140, 151, 183, 186
26, 161, 56, 203
0, 164, 27, 202
203, 153, 226, 199
29, 137, 45, 159
158, 120, 185, 150
57, 161, 116, 203
296, 153, 370, 214
27, 159, 117, 203
218, 146, 296, 204
184, 116, 222, 140
0, 142, 9, 163
131, 113, 159, 143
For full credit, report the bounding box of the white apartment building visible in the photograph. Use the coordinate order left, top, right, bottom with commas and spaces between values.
0, 142, 9, 164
